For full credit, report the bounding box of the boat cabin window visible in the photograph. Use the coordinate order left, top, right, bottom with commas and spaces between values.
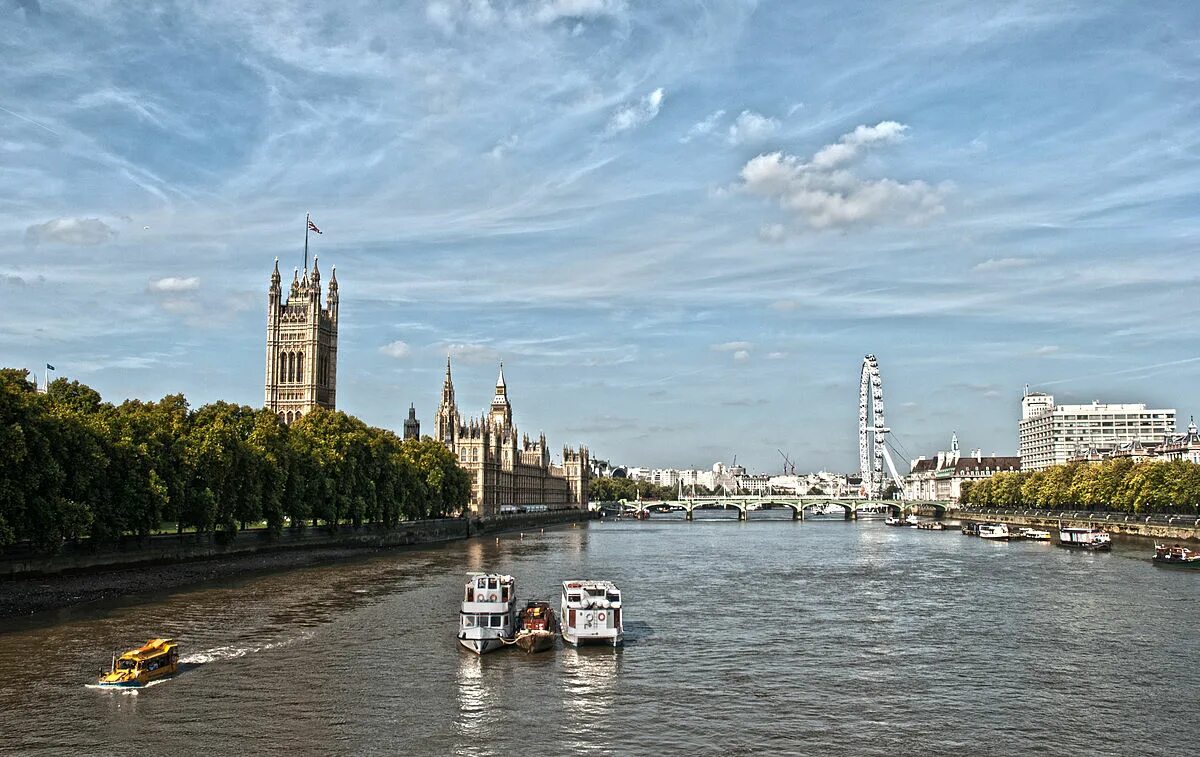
487, 577, 498, 590
476, 578, 486, 590
607, 592, 620, 602
489, 615, 502, 628
117, 659, 137, 671
462, 615, 475, 627
567, 594, 580, 603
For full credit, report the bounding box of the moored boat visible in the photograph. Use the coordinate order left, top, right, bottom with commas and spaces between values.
97, 638, 179, 688
978, 523, 1010, 540
1017, 527, 1052, 541
514, 601, 558, 653
916, 521, 945, 531
1153, 543, 1200, 567
560, 580, 623, 647
458, 573, 517, 655
1057, 525, 1111, 551
961, 522, 981, 536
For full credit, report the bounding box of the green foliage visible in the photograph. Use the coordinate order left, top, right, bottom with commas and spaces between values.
961, 457, 1200, 514
0, 369, 475, 554
588, 476, 675, 502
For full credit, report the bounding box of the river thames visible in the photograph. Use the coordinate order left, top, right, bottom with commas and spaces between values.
1, 515, 1197, 756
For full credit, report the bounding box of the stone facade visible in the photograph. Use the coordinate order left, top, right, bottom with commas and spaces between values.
265, 257, 338, 423
904, 433, 1021, 502
434, 358, 589, 516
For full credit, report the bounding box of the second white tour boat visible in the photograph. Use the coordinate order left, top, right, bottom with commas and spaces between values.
560, 580, 623, 647
978, 523, 1010, 540
458, 573, 517, 655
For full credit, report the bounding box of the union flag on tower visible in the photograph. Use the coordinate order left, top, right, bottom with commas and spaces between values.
307, 219, 322, 234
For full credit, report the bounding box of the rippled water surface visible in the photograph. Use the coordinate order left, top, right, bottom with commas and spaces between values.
1, 516, 1197, 756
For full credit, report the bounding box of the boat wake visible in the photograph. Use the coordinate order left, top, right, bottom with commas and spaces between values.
180, 631, 313, 666
83, 678, 169, 694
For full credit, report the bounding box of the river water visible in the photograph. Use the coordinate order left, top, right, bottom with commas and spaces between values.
1, 514, 1197, 756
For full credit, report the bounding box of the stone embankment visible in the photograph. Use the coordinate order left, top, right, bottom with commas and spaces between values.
955, 509, 1199, 542
0, 509, 596, 620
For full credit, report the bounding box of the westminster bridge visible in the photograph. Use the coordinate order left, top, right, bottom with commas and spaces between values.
611, 496, 953, 521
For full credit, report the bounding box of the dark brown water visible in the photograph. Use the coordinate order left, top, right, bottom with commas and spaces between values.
1, 515, 1197, 756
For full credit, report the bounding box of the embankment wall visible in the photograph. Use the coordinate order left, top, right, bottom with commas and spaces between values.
956, 510, 1199, 542
0, 509, 595, 579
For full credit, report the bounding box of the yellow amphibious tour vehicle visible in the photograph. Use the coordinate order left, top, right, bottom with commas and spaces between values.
97, 639, 180, 688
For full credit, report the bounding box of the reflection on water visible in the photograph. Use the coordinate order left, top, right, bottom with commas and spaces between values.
0, 520, 1198, 756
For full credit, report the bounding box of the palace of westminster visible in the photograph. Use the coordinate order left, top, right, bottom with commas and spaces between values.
263, 258, 590, 515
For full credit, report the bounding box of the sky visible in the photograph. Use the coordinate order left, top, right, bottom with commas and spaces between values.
2, 0, 1199, 474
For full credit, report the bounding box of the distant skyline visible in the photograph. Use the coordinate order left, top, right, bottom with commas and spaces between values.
2, 1, 1198, 473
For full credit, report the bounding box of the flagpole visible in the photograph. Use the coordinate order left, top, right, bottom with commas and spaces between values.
304, 211, 310, 272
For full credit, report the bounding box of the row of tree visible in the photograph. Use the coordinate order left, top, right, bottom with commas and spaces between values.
960, 457, 1200, 514
0, 369, 471, 553
589, 476, 723, 502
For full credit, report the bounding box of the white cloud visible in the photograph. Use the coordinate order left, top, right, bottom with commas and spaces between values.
738, 121, 949, 230
766, 351, 787, 360
25, 217, 117, 247
680, 109, 725, 143
489, 134, 519, 159
974, 257, 1032, 272
426, 0, 627, 32
380, 340, 412, 359
727, 110, 779, 145
811, 120, 908, 169
758, 223, 787, 243
606, 87, 664, 135
712, 341, 753, 352
1031, 345, 1060, 356
148, 276, 200, 292
732, 349, 750, 362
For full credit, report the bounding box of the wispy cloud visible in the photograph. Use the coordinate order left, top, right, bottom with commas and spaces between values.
380, 340, 411, 358
606, 87, 664, 135
148, 276, 200, 293
25, 218, 117, 247
681, 109, 725, 143
974, 257, 1032, 272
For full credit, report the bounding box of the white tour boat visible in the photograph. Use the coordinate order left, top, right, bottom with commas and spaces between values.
458, 573, 517, 654
978, 523, 1010, 540
1017, 527, 1052, 541
560, 580, 623, 647
1057, 526, 1112, 551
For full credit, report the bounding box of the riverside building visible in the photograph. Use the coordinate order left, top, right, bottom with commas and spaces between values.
1018, 392, 1175, 471
903, 433, 1021, 502
434, 358, 590, 516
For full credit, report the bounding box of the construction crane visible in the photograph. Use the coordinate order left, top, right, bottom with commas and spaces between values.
777, 449, 796, 476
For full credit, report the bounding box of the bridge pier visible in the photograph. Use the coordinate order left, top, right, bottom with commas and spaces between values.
685, 507, 693, 521
793, 507, 801, 521
738, 507, 747, 521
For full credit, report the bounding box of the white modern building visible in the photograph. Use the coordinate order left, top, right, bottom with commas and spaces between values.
1018, 392, 1175, 471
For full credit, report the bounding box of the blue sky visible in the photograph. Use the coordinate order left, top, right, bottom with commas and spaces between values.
2, 1, 1199, 473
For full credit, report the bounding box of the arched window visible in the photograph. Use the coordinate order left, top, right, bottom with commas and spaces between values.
288, 352, 295, 383
286, 411, 293, 424
296, 352, 304, 384
279, 353, 287, 383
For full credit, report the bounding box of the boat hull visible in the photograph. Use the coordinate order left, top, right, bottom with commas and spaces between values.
1152, 556, 1200, 567
561, 631, 623, 647
1056, 541, 1111, 551
514, 631, 556, 654
457, 636, 507, 655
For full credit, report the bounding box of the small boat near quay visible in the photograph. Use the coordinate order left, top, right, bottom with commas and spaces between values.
458, 573, 517, 655
97, 638, 179, 688
978, 524, 1010, 540
560, 580, 623, 647
916, 521, 945, 531
1017, 527, 1052, 541
885, 514, 919, 527
1057, 526, 1111, 551
1153, 543, 1200, 567
961, 522, 981, 536
514, 601, 558, 653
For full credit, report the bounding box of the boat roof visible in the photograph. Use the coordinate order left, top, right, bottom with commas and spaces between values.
466, 572, 514, 581
562, 580, 619, 590
118, 638, 177, 661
